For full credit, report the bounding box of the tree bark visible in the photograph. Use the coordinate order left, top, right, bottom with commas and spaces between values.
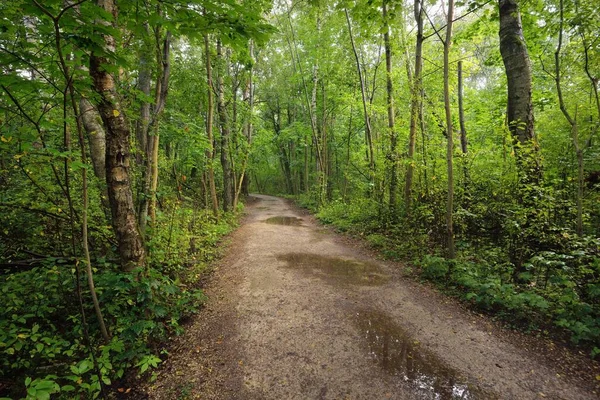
554, 0, 582, 235
89, 0, 145, 271
217, 39, 233, 212
137, 29, 171, 234
383, 0, 398, 213
79, 96, 110, 214
236, 40, 254, 205
147, 31, 171, 226
135, 31, 152, 165
345, 8, 375, 180
79, 98, 106, 181
499, 0, 540, 187
444, 0, 455, 259
204, 34, 220, 219
458, 61, 467, 155
404, 0, 424, 211
458, 60, 469, 188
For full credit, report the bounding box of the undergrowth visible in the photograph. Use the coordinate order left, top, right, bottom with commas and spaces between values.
295, 193, 600, 359
0, 203, 240, 399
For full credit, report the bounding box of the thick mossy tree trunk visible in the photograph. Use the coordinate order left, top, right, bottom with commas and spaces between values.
499, 0, 542, 281
499, 0, 541, 187
89, 0, 145, 271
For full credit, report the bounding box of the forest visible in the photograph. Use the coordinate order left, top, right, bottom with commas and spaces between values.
0, 0, 599, 398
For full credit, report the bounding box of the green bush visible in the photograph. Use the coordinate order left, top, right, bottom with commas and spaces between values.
0, 203, 238, 399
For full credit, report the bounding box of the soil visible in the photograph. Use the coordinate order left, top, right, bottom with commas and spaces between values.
133, 194, 600, 400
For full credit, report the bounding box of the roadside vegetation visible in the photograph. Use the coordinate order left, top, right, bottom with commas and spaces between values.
0, 0, 268, 398
1, 0, 599, 398
252, 0, 600, 358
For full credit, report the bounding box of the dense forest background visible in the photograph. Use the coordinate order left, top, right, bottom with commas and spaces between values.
0, 0, 599, 398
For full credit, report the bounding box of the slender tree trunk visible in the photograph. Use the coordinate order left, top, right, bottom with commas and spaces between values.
458, 60, 469, 189
46, 0, 111, 342
420, 88, 429, 196
345, 9, 375, 180
311, 47, 323, 201
204, 34, 220, 220
554, 0, 582, 235
458, 61, 468, 155
136, 33, 152, 163
383, 0, 398, 213
240, 53, 253, 197
138, 29, 170, 234
444, 0, 455, 259
136, 32, 152, 231
89, 0, 145, 271
284, 4, 324, 191
235, 41, 254, 207
217, 39, 233, 212
404, 0, 424, 211
499, 0, 540, 187
147, 31, 171, 228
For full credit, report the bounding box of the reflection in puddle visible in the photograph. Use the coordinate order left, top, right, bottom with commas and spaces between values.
276, 253, 389, 286
265, 216, 303, 226
355, 309, 488, 399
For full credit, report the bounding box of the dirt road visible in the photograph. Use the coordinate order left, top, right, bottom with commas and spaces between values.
141, 194, 598, 400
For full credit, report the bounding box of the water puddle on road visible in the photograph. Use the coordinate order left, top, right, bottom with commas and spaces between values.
276, 253, 389, 286
355, 309, 489, 399
265, 216, 304, 226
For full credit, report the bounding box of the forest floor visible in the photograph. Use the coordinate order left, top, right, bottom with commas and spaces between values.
132, 194, 599, 400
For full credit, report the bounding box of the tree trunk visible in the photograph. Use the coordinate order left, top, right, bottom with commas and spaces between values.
458, 61, 467, 155
135, 33, 152, 164
79, 98, 106, 181
499, 0, 540, 281
444, 0, 455, 259
404, 0, 424, 211
79, 97, 110, 214
204, 34, 220, 220
499, 0, 540, 187
147, 31, 171, 226
345, 8, 375, 181
554, 0, 582, 235
458, 60, 469, 188
383, 0, 398, 213
235, 40, 254, 206
217, 39, 233, 212
138, 28, 170, 235
89, 0, 145, 271
135, 31, 152, 232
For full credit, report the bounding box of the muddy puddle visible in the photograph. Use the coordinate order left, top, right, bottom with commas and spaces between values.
355, 309, 491, 399
265, 216, 303, 226
276, 253, 389, 286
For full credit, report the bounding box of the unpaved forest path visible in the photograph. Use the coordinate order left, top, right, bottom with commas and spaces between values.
139, 194, 598, 400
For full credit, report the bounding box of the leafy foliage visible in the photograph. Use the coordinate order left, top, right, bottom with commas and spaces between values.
0, 203, 237, 399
